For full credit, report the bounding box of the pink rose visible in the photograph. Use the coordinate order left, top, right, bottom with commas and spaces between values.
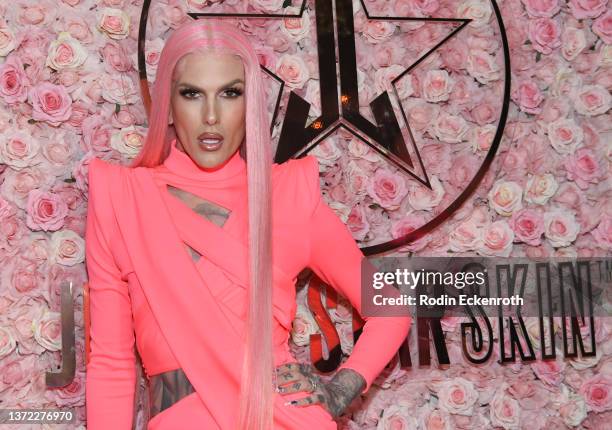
593, 10, 612, 44
363, 21, 396, 44
97, 8, 130, 40
431, 112, 469, 143
564, 148, 601, 189
276, 54, 309, 89
512, 80, 544, 114
478, 220, 514, 257
449, 218, 485, 252
561, 27, 587, 61
528, 18, 561, 54
531, 359, 566, 386
537, 97, 571, 123
573, 84, 611, 116
101, 41, 132, 73
26, 190, 68, 232
28, 82, 72, 127
592, 215, 612, 249
466, 49, 500, 84
489, 389, 521, 429
345, 161, 369, 196
510, 209, 544, 246
445, 154, 478, 190
579, 374, 612, 412
33, 309, 62, 351
0, 55, 30, 104
421, 142, 452, 176
547, 117, 584, 155
437, 378, 478, 415
524, 173, 558, 205
407, 176, 445, 211
521, 0, 561, 17
470, 99, 497, 125
406, 100, 440, 131
0, 130, 40, 170
422, 69, 453, 102
366, 167, 408, 210
389, 213, 431, 252
569, 0, 608, 19
544, 210, 580, 247
552, 182, 583, 210
346, 204, 370, 241
374, 64, 413, 99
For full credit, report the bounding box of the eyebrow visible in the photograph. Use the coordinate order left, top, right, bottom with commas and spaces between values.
176, 79, 245, 91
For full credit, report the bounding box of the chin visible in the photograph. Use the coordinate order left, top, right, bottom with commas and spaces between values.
192, 151, 231, 170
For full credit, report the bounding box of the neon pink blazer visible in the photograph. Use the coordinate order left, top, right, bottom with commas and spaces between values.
85, 139, 413, 429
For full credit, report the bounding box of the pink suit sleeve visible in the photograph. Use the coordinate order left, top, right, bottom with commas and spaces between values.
85, 158, 136, 429
302, 156, 413, 394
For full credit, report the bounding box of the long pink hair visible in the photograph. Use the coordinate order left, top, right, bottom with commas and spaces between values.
131, 19, 274, 430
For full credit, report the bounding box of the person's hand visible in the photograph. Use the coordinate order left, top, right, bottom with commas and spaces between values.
275, 362, 366, 418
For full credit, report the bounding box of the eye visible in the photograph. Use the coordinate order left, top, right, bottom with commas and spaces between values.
223, 87, 244, 98
179, 88, 199, 99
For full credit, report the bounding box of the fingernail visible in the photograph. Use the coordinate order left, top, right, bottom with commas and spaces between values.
284, 400, 297, 406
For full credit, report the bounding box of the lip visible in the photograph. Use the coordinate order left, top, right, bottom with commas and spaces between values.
198, 132, 223, 141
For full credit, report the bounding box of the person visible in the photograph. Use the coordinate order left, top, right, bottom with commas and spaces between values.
84, 19, 412, 430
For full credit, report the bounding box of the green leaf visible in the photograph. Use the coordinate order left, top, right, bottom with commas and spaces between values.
27, 119, 36, 124
283, 0, 292, 8
64, 177, 76, 183
115, 104, 121, 114
535, 52, 542, 62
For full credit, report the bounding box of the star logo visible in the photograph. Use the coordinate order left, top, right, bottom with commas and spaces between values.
138, 0, 511, 255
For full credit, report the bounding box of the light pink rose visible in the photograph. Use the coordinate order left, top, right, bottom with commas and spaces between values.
445, 154, 478, 190
564, 148, 601, 189
50, 229, 85, 266
0, 55, 30, 104
470, 98, 497, 125
345, 161, 369, 196
26, 190, 68, 232
509, 209, 544, 246
346, 204, 370, 241
579, 374, 612, 412
363, 21, 396, 44
422, 69, 453, 102
489, 389, 521, 429
81, 114, 113, 152
45, 32, 87, 71
559, 394, 588, 427
441, 40, 468, 72
547, 117, 584, 155
521, 0, 561, 18
470, 124, 496, 152
63, 15, 94, 44
466, 49, 500, 84
552, 182, 583, 210
406, 100, 440, 131
101, 41, 132, 73
544, 210, 580, 247
530, 360, 566, 386
390, 213, 431, 252
524, 173, 558, 205
97, 8, 130, 40
458, 0, 493, 28
100, 73, 139, 105
430, 112, 469, 143
276, 54, 309, 89
537, 96, 571, 123
407, 176, 445, 211
366, 167, 408, 210
569, 0, 608, 19
0, 130, 40, 170
488, 180, 523, 216
28, 83, 72, 127
377, 401, 419, 429
49, 370, 86, 407
528, 18, 562, 54
573, 84, 611, 116
449, 218, 485, 252
561, 27, 587, 61
251, 0, 284, 12
0, 26, 17, 56
437, 377, 478, 415
32, 309, 62, 351
420, 142, 452, 176
374, 65, 413, 100
591, 215, 612, 249
512, 81, 543, 114
593, 10, 612, 44
478, 220, 514, 257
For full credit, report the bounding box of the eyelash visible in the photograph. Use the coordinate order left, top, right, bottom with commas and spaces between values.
179, 87, 244, 99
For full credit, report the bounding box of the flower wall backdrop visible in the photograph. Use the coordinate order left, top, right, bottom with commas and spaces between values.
0, 0, 610, 429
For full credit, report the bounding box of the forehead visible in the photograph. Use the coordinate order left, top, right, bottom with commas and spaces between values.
173, 51, 245, 86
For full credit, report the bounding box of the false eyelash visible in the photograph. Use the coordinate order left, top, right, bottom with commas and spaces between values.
224, 87, 244, 96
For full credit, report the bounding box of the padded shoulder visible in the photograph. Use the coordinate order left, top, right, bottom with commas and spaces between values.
273, 155, 322, 218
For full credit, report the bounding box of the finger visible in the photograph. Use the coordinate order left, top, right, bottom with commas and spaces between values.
277, 377, 312, 394
285, 392, 326, 407
276, 362, 299, 374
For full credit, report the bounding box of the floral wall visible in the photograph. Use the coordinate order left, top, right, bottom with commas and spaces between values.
0, 0, 610, 429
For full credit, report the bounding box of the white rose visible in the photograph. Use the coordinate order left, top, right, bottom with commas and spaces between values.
422, 69, 454, 103
33, 309, 62, 351
458, 0, 493, 28
50, 229, 85, 266
544, 210, 580, 248
437, 377, 478, 415
46, 32, 88, 71
110, 125, 145, 158
551, 68, 582, 98
488, 180, 523, 216
524, 173, 559, 205
547, 117, 584, 155
467, 49, 500, 84
490, 387, 521, 429
471, 124, 497, 152
290, 304, 318, 346
449, 218, 486, 252
478, 220, 514, 257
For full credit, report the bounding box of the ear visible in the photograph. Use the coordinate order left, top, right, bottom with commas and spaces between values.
168, 108, 174, 126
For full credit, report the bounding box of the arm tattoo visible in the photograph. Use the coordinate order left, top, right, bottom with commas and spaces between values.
323, 368, 366, 418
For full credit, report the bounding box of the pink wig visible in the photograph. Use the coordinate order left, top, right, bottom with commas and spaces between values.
131, 19, 274, 430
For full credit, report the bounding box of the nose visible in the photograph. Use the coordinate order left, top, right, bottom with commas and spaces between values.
203, 97, 219, 125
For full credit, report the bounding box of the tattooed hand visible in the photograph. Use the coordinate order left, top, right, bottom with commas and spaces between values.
275, 362, 366, 418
